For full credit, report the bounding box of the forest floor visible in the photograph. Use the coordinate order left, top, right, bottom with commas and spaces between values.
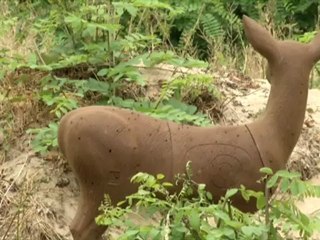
1, 67, 320, 239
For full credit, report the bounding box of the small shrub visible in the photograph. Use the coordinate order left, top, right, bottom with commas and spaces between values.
27, 122, 58, 155
96, 163, 320, 240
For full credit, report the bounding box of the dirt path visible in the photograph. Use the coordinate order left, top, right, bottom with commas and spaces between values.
1, 78, 320, 239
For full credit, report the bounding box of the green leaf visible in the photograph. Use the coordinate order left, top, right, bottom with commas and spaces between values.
267, 175, 279, 188
198, 183, 206, 191
156, 173, 165, 180
225, 220, 243, 229
97, 68, 109, 76
137, 189, 150, 195
290, 180, 306, 196
240, 189, 250, 201
225, 188, 238, 199
300, 212, 310, 226
256, 194, 266, 209
126, 5, 138, 17
56, 110, 62, 118
162, 182, 173, 188
182, 59, 208, 68
214, 210, 230, 222
147, 228, 162, 240
27, 53, 37, 65
84, 79, 109, 95
188, 209, 201, 231
260, 167, 273, 175
119, 229, 139, 238
82, 25, 96, 38
206, 192, 213, 200
280, 178, 290, 193
276, 170, 301, 179
241, 225, 267, 237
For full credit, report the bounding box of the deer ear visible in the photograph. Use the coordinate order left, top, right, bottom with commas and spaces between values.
309, 32, 320, 63
243, 16, 279, 61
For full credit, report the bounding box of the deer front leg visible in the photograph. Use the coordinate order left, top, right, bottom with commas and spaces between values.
70, 187, 107, 240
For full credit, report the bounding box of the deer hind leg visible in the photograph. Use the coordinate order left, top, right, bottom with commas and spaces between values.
59, 107, 138, 239
67, 142, 113, 240
66, 143, 116, 240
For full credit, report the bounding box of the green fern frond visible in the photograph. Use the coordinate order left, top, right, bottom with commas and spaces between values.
201, 13, 223, 37
177, 16, 198, 50
111, 97, 211, 126
158, 80, 177, 103
157, 73, 220, 105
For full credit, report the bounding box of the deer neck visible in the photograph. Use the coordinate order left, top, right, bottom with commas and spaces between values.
254, 68, 310, 161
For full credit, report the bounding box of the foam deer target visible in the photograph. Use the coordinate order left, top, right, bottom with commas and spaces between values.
58, 16, 320, 240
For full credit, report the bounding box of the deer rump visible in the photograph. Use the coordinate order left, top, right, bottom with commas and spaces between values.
59, 105, 265, 211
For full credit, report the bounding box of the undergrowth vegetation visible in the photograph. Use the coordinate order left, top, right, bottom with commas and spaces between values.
96, 163, 320, 239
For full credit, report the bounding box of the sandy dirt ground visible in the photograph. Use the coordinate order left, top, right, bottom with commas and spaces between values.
1, 74, 320, 239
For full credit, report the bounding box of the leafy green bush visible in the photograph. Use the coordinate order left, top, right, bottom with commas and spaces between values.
96, 164, 320, 240
27, 122, 59, 155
